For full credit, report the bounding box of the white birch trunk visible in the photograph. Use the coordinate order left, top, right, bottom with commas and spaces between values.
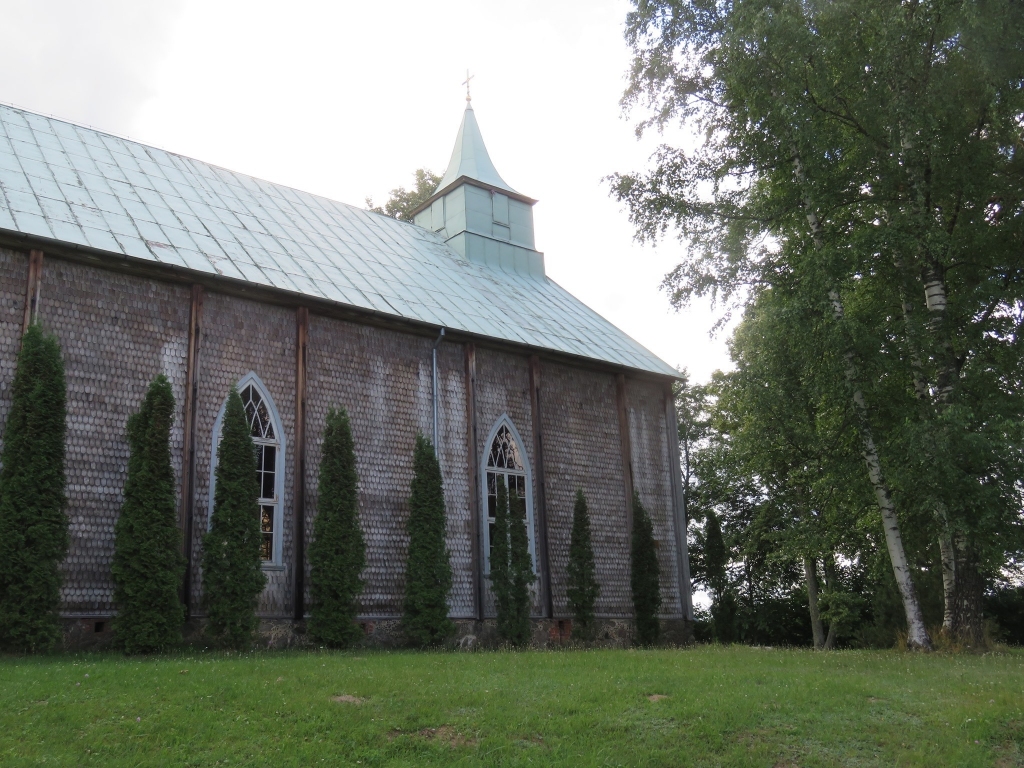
938, 528, 957, 633
792, 147, 933, 651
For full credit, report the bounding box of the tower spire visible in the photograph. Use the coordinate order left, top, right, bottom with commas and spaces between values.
432, 99, 518, 196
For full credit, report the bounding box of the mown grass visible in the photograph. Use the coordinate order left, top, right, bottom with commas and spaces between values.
1, 645, 1022, 767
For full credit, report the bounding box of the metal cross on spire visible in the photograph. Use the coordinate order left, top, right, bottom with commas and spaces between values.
462, 70, 474, 103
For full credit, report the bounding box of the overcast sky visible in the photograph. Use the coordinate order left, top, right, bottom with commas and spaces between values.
0, 0, 734, 383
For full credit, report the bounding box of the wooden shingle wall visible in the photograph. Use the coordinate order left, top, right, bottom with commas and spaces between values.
626, 378, 684, 618
303, 315, 472, 618
36, 257, 191, 616
539, 361, 633, 618
0, 249, 685, 626
0, 249, 27, 460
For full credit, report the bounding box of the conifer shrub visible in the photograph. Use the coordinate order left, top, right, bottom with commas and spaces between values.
490, 480, 535, 647
566, 489, 600, 641
202, 388, 266, 649
308, 407, 365, 647
630, 491, 662, 646
508, 489, 536, 646
401, 434, 453, 646
112, 375, 185, 653
0, 324, 68, 652
490, 477, 512, 639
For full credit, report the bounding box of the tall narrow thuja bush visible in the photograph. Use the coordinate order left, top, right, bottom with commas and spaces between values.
112, 375, 185, 653
508, 490, 536, 645
202, 388, 266, 649
308, 407, 365, 647
567, 489, 599, 640
491, 480, 535, 647
402, 434, 453, 646
490, 478, 512, 638
630, 491, 661, 645
0, 324, 68, 652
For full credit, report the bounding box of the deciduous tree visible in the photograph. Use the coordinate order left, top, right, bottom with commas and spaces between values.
613, 0, 1024, 648
366, 169, 442, 221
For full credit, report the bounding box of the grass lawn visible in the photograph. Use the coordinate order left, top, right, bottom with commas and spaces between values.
1, 645, 1022, 767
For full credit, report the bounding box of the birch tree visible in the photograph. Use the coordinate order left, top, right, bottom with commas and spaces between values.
613, 0, 1024, 649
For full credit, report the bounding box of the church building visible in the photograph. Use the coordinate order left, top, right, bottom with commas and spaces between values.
0, 96, 692, 645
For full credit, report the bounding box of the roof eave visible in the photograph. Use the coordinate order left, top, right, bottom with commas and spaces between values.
410, 176, 538, 219
0, 227, 680, 381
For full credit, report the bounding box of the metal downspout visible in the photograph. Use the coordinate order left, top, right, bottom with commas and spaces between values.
432, 327, 446, 450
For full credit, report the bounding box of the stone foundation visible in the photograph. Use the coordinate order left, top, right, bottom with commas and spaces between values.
64, 615, 693, 651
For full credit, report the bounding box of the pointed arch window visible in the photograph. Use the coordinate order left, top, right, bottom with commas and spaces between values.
209, 373, 285, 567
482, 418, 537, 574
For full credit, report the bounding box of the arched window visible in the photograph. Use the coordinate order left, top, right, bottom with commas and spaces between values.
482, 418, 537, 574
209, 373, 285, 567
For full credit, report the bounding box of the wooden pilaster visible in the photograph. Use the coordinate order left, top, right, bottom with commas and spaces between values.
465, 343, 483, 620
664, 383, 693, 621
180, 284, 204, 615
615, 373, 635, 531
528, 355, 553, 618
293, 306, 309, 621
22, 249, 43, 332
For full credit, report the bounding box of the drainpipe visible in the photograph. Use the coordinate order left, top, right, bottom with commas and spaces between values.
432, 327, 446, 451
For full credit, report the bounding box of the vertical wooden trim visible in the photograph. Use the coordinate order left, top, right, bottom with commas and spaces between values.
293, 306, 309, 621
22, 249, 44, 332
616, 373, 635, 531
465, 344, 483, 621
180, 284, 204, 616
664, 383, 693, 621
528, 355, 554, 618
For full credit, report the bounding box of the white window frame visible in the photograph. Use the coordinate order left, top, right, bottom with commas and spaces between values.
481, 415, 538, 576
207, 372, 286, 569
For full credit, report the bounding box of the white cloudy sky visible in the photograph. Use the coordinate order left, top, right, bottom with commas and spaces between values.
0, 0, 733, 382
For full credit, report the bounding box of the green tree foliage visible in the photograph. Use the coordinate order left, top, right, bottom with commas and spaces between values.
630, 492, 661, 645
308, 407, 366, 648
366, 169, 442, 222
566, 490, 600, 640
614, 0, 1024, 647
112, 375, 185, 653
202, 388, 266, 649
490, 479, 536, 647
402, 434, 454, 647
0, 324, 68, 652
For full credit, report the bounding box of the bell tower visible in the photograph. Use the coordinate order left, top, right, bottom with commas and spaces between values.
412, 100, 544, 277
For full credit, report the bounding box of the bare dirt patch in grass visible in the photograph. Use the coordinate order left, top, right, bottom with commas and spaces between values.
647, 694, 669, 702
331, 695, 363, 704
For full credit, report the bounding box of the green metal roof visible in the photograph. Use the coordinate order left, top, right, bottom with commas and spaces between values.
0, 104, 677, 377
